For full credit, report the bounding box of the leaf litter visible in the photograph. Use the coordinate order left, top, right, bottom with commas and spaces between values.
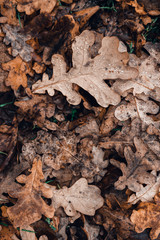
0, 0, 160, 239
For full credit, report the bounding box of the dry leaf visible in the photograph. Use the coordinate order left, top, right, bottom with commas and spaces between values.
110, 137, 160, 192
2, 24, 34, 62
16, 0, 57, 15
114, 95, 160, 128
99, 117, 141, 156
32, 30, 138, 107
112, 55, 160, 98
15, 89, 56, 130
0, 162, 29, 202
128, 171, 160, 204
0, 3, 19, 25
49, 178, 104, 216
130, 193, 160, 240
7, 159, 54, 227
2, 56, 34, 90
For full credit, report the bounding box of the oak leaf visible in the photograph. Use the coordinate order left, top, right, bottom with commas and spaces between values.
7, 159, 54, 228
130, 193, 160, 240
112, 55, 160, 100
32, 30, 138, 107
49, 178, 104, 216
114, 94, 160, 128
110, 137, 160, 192
2, 56, 34, 90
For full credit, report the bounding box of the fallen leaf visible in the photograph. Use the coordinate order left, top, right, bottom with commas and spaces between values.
2, 24, 34, 62
49, 178, 104, 216
15, 88, 56, 130
0, 162, 29, 202
110, 137, 160, 192
128, 171, 160, 204
112, 55, 160, 99
0, 2, 19, 25
130, 193, 160, 239
2, 56, 34, 90
114, 94, 160, 128
7, 159, 55, 227
32, 30, 138, 107
16, 0, 57, 15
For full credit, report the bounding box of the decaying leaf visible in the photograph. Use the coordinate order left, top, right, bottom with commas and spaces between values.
2, 56, 34, 90
0, 162, 29, 202
16, 0, 57, 15
49, 178, 104, 217
15, 88, 56, 130
2, 24, 34, 62
110, 137, 160, 193
130, 193, 160, 240
97, 199, 134, 239
32, 30, 138, 107
7, 159, 54, 227
100, 117, 141, 156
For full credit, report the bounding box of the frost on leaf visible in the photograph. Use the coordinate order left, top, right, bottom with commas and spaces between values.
110, 137, 160, 193
49, 178, 104, 216
32, 30, 138, 107
2, 24, 34, 62
7, 159, 54, 228
130, 193, 160, 240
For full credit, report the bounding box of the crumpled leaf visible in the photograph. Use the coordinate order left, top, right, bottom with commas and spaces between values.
49, 178, 104, 216
130, 193, 160, 240
7, 159, 54, 228
2, 24, 34, 62
110, 137, 160, 192
16, 0, 57, 15
32, 30, 138, 107
2, 56, 34, 90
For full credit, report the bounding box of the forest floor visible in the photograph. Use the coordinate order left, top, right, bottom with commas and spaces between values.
0, 0, 160, 239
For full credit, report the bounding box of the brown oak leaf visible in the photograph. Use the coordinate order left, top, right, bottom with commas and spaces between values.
7, 159, 54, 228
131, 193, 160, 240
2, 56, 34, 90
